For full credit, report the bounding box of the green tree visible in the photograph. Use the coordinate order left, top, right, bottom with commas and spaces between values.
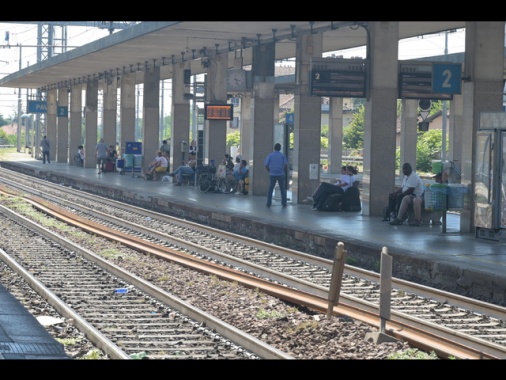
0, 114, 9, 127
418, 129, 444, 158
226, 130, 240, 150
320, 124, 329, 149
162, 114, 172, 140
343, 104, 364, 149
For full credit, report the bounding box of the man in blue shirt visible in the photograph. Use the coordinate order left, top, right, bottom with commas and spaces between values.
264, 143, 288, 207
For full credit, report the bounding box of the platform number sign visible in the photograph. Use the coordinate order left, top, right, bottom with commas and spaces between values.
432, 63, 462, 95
399, 61, 461, 100
57, 106, 68, 117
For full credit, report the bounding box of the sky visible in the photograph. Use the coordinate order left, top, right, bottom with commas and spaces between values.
0, 22, 112, 118
0, 22, 467, 118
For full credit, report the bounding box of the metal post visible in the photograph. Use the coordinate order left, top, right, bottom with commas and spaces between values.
327, 242, 345, 316
441, 31, 448, 163
378, 247, 392, 334
17, 46, 22, 152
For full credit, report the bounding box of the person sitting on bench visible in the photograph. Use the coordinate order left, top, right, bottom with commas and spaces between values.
169, 152, 197, 186
310, 165, 356, 210
389, 162, 424, 226
233, 159, 248, 194
145, 151, 168, 181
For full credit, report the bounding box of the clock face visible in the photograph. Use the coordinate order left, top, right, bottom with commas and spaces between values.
227, 69, 246, 90
418, 99, 432, 111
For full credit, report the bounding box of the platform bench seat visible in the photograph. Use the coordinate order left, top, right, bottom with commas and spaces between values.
407, 205, 443, 225
182, 172, 195, 186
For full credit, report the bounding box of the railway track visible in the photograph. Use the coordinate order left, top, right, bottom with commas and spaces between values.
0, 210, 291, 359
1, 168, 506, 359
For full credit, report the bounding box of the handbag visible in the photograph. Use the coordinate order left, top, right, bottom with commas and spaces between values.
217, 164, 227, 178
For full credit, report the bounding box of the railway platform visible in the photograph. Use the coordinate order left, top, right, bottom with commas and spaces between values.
1, 152, 506, 332
0, 281, 68, 359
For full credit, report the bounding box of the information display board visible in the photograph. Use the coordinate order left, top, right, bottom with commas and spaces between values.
310, 57, 367, 98
204, 104, 234, 120
398, 61, 461, 100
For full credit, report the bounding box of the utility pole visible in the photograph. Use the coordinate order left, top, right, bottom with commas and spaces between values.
17, 45, 22, 152
442, 31, 448, 163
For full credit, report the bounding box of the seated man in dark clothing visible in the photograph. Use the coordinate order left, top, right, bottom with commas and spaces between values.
310, 165, 356, 210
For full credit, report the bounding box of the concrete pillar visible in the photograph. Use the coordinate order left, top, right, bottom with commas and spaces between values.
240, 92, 253, 164
84, 80, 98, 169
103, 77, 118, 149
399, 99, 418, 169
204, 52, 228, 164
56, 88, 69, 163
69, 85, 82, 166
46, 89, 57, 163
363, 21, 399, 217
250, 42, 276, 197
171, 62, 191, 168
448, 93, 463, 165
292, 33, 323, 204
328, 97, 343, 175
120, 73, 136, 156
461, 21, 505, 232
142, 63, 160, 170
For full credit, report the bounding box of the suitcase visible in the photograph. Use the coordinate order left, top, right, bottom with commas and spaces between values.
104, 161, 115, 172
319, 193, 343, 211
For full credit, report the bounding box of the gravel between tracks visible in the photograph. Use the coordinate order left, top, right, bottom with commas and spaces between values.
1, 199, 418, 360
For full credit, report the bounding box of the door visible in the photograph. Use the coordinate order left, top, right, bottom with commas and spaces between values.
474, 131, 493, 228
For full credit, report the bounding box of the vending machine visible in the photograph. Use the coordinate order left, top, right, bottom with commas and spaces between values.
474, 112, 506, 241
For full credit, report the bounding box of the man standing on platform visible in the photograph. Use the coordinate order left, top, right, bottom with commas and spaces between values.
40, 135, 50, 164
96, 138, 108, 174
264, 143, 288, 207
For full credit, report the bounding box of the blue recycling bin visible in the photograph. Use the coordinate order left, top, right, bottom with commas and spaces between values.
116, 158, 125, 171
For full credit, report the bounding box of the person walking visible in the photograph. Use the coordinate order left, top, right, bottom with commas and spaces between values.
40, 135, 50, 164
96, 138, 108, 174
264, 143, 288, 207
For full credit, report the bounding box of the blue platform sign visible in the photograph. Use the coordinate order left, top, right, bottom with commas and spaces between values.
56, 106, 69, 117
57, 106, 68, 117
285, 113, 294, 125
28, 100, 47, 113
432, 63, 462, 95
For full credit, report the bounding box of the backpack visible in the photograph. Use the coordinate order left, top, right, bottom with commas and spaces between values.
74, 153, 83, 167
342, 186, 361, 212
319, 193, 343, 211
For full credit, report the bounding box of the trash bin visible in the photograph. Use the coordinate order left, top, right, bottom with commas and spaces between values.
447, 184, 467, 209
424, 183, 447, 211
431, 160, 443, 174
116, 158, 125, 174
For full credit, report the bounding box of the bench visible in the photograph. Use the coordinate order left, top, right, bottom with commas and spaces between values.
407, 204, 443, 225
182, 172, 195, 186
390, 183, 442, 225
153, 166, 169, 181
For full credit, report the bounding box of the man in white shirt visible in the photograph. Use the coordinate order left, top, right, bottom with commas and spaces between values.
389, 162, 424, 226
